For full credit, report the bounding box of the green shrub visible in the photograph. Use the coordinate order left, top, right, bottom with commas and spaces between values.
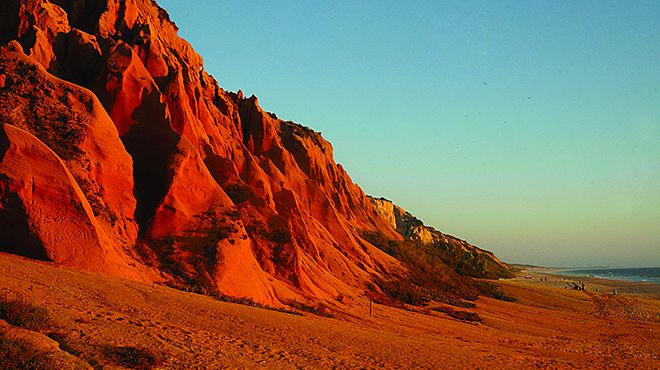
155, 239, 216, 295
362, 231, 490, 307
376, 278, 428, 306
434, 239, 513, 279
362, 227, 513, 281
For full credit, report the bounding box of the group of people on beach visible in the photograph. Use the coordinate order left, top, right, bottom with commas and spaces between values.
565, 280, 586, 291
535, 274, 620, 295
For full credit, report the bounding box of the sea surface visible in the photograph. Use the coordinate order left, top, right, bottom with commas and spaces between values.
558, 267, 660, 285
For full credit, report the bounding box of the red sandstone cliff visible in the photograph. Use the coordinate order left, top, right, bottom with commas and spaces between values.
0, 0, 508, 307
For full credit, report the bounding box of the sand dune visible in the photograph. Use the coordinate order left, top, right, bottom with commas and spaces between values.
1, 253, 658, 369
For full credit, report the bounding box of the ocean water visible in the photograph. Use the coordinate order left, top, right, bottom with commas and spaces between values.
560, 267, 660, 285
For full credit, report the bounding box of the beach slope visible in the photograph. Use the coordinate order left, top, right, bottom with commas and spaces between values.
1, 253, 658, 369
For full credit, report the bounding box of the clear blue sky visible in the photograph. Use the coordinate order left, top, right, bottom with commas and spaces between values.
158, 0, 660, 267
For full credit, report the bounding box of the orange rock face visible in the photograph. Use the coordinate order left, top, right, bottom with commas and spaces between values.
0, 49, 153, 281
0, 0, 508, 305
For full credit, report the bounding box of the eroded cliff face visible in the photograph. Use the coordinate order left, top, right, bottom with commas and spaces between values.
0, 41, 156, 282
0, 0, 403, 306
0, 0, 508, 306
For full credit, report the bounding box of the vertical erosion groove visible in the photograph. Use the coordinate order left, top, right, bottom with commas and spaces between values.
121, 89, 179, 233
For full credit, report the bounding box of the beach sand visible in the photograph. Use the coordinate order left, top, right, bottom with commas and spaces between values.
1, 253, 658, 369
513, 267, 660, 300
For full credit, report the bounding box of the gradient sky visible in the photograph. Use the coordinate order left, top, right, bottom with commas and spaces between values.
158, 0, 660, 267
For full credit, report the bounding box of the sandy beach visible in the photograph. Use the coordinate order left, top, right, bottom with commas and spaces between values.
512, 267, 660, 300
1, 253, 659, 369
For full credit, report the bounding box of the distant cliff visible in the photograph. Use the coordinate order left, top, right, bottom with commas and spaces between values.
369, 197, 512, 279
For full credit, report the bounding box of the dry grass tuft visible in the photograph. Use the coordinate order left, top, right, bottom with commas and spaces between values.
103, 345, 160, 370
284, 300, 335, 318
0, 293, 51, 331
0, 332, 58, 370
212, 293, 302, 316
430, 306, 482, 323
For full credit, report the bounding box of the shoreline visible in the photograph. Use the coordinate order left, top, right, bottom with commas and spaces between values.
509, 267, 660, 300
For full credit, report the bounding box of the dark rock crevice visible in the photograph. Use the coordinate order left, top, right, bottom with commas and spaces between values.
121, 88, 179, 234
51, 0, 107, 35
0, 127, 49, 261
0, 1, 20, 45
0, 190, 50, 261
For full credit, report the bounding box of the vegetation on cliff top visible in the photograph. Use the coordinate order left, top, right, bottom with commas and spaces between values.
362, 230, 513, 308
